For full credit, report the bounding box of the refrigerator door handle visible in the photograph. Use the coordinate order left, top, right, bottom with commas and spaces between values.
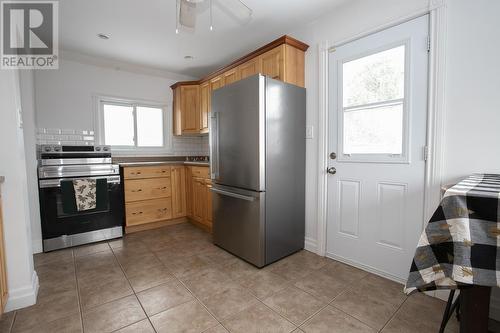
211, 188, 256, 202
210, 112, 220, 180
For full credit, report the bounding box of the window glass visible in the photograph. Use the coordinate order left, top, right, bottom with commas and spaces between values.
344, 103, 403, 154
103, 104, 134, 146
343, 45, 405, 108
136, 106, 164, 147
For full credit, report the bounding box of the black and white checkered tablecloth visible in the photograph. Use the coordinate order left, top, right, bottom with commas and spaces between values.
405, 174, 500, 294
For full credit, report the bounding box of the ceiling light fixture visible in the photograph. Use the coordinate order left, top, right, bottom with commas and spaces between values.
97, 33, 109, 40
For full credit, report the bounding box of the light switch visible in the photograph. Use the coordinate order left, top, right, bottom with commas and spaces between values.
305, 125, 314, 139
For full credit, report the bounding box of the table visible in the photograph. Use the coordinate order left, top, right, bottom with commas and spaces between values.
405, 174, 500, 332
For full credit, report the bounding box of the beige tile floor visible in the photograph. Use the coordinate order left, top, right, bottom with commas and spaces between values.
0, 223, 466, 333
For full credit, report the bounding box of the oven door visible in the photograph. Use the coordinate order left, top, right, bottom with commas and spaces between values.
38, 175, 124, 248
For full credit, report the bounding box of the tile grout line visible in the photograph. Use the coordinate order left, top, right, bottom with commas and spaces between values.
377, 295, 410, 332
72, 248, 86, 333
109, 240, 159, 333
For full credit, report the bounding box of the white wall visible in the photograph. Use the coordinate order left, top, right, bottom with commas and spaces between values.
34, 58, 208, 156
441, 0, 500, 183
19, 70, 43, 253
289, 0, 430, 250
442, 0, 500, 319
35, 58, 189, 130
0, 70, 39, 311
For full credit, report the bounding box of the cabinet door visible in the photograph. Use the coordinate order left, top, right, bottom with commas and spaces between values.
223, 68, 239, 86
261, 46, 284, 81
180, 85, 200, 134
210, 75, 224, 91
192, 177, 205, 223
186, 167, 193, 217
171, 166, 187, 218
173, 87, 182, 136
204, 179, 212, 227
199, 81, 210, 133
238, 57, 261, 80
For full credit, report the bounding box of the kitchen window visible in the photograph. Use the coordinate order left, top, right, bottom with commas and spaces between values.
96, 96, 171, 153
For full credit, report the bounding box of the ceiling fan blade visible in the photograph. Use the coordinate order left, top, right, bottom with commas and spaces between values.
179, 0, 197, 28
214, 0, 252, 25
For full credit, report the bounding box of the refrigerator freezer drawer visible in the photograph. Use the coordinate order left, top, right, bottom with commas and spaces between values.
212, 185, 266, 267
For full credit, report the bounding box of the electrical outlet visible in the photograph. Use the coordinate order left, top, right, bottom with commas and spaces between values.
305, 125, 314, 139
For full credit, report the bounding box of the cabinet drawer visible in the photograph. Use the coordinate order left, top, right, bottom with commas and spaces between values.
125, 178, 171, 202
126, 198, 172, 226
191, 166, 209, 179
123, 166, 171, 179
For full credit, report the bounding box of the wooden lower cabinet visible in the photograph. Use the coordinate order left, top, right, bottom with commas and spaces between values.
123, 164, 211, 233
192, 177, 206, 223
171, 166, 187, 218
0, 185, 8, 314
126, 198, 172, 226
186, 166, 212, 230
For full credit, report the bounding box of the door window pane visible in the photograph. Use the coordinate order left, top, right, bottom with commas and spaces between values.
343, 45, 405, 107
103, 104, 134, 146
136, 106, 164, 147
344, 103, 403, 154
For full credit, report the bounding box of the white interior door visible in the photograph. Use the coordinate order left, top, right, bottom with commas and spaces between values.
326, 15, 429, 282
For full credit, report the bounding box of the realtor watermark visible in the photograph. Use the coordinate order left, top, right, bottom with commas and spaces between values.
1, 1, 58, 69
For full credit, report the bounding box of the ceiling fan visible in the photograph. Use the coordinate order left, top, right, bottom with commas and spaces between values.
176, 0, 253, 33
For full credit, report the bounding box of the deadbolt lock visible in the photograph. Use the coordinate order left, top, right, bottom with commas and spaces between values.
330, 152, 337, 160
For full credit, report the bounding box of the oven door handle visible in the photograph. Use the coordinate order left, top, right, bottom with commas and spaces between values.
39, 175, 121, 188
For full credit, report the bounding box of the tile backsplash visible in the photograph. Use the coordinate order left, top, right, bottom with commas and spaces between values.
36, 127, 209, 156
37, 128, 95, 146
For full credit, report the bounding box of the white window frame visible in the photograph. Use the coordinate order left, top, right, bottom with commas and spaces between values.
337, 40, 411, 164
94, 95, 172, 155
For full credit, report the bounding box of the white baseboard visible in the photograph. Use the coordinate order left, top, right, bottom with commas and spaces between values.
304, 237, 318, 253
4, 271, 39, 312
32, 239, 43, 254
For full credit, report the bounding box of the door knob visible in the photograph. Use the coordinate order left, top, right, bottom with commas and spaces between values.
327, 167, 337, 175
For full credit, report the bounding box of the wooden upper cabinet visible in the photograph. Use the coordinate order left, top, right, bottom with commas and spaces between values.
223, 68, 239, 86
180, 85, 200, 134
283, 44, 305, 87
210, 75, 224, 91
238, 57, 261, 80
171, 35, 308, 136
261, 46, 284, 81
199, 81, 210, 134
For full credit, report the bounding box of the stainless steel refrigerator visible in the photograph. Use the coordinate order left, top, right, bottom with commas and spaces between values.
210, 74, 306, 267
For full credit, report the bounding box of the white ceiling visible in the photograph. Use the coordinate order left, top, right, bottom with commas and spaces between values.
59, 0, 347, 78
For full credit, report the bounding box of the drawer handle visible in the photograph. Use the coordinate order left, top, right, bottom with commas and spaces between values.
158, 208, 168, 212
157, 186, 168, 190
131, 189, 143, 192
131, 171, 142, 175
132, 211, 143, 215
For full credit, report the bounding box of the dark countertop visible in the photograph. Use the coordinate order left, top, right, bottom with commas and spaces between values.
118, 161, 209, 167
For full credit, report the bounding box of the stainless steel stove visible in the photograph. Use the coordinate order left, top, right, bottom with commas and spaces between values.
37, 145, 123, 252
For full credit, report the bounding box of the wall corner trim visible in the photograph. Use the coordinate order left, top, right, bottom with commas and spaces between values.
4, 270, 39, 312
